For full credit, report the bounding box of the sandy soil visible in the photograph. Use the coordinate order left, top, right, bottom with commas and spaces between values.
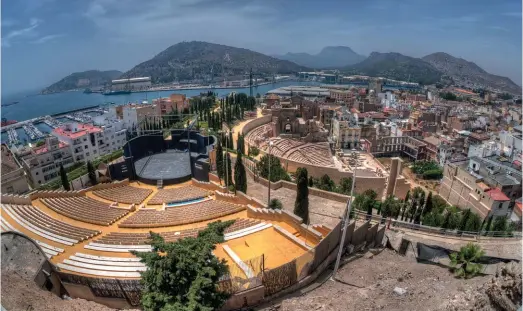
1, 272, 139, 311
258, 249, 489, 311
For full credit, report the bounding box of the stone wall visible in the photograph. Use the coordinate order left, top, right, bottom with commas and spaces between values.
1, 194, 32, 205
394, 175, 411, 199
246, 206, 323, 244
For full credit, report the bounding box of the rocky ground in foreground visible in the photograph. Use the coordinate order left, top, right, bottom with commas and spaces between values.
260, 249, 521, 311
1, 272, 138, 311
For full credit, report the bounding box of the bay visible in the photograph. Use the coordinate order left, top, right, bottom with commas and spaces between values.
1, 81, 318, 122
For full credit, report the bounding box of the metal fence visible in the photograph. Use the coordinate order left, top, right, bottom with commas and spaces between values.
351, 210, 522, 239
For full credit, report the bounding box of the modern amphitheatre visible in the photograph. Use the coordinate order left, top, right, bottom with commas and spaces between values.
1, 99, 481, 310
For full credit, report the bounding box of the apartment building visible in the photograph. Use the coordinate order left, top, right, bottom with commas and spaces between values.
1, 143, 30, 194
17, 137, 74, 187
439, 156, 522, 219
331, 108, 362, 149
52, 122, 126, 163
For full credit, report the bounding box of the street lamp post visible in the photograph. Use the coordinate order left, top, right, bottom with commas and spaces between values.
332, 167, 357, 281
225, 130, 229, 189
267, 140, 273, 206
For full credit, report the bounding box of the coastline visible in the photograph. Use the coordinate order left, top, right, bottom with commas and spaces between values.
39, 80, 294, 96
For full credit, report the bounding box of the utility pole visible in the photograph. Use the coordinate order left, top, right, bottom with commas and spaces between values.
267, 140, 273, 206
332, 168, 357, 280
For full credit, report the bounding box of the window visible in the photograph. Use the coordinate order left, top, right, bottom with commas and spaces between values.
94, 150, 97, 154
86, 152, 90, 156
36, 172, 39, 175
498, 202, 503, 209
85, 145, 89, 149
83, 138, 87, 141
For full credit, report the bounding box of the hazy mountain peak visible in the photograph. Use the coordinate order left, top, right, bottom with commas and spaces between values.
273, 46, 365, 69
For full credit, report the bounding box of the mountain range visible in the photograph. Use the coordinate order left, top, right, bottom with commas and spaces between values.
120, 41, 309, 84
42, 70, 122, 94
272, 46, 366, 69
42, 41, 521, 95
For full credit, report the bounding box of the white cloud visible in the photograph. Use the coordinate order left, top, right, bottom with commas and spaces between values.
2, 18, 42, 47
31, 34, 66, 44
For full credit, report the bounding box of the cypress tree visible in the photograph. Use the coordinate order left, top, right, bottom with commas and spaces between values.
215, 141, 224, 182
225, 153, 233, 188
441, 211, 451, 229
484, 215, 493, 233
459, 209, 472, 231
293, 168, 310, 224
423, 192, 433, 216
234, 152, 247, 193
87, 161, 97, 186
237, 134, 245, 155
59, 164, 70, 191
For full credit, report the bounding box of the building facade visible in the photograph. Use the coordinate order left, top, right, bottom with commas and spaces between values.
17, 137, 74, 187
439, 156, 522, 220
1, 144, 30, 194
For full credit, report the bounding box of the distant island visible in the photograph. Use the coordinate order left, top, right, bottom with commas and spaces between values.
41, 41, 522, 95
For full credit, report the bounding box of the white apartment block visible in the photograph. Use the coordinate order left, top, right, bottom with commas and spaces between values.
52, 122, 126, 163
17, 137, 75, 187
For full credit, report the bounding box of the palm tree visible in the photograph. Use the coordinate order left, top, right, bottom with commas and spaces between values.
449, 243, 485, 279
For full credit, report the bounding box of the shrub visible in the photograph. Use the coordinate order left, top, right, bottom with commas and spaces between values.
449, 243, 485, 279
423, 169, 443, 180
268, 198, 282, 209
248, 146, 260, 157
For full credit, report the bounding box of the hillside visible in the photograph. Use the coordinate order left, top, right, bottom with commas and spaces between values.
422, 52, 521, 94
343, 52, 442, 85
273, 46, 366, 68
42, 70, 122, 94
120, 41, 309, 83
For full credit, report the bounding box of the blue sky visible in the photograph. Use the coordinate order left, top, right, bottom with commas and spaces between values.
1, 0, 522, 95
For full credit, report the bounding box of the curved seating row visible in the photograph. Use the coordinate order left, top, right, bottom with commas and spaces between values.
96, 218, 261, 245
1, 214, 66, 259
1, 204, 100, 245
147, 186, 210, 205
41, 196, 129, 226
93, 185, 152, 204
118, 200, 246, 228
57, 253, 146, 278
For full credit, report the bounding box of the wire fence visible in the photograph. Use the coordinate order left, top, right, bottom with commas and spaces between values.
350, 210, 522, 239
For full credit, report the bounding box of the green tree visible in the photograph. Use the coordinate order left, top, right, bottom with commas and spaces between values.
59, 164, 70, 191
215, 140, 224, 182
248, 146, 259, 157
338, 177, 353, 195
87, 161, 98, 186
464, 213, 482, 232
448, 211, 462, 230
228, 131, 234, 150
224, 153, 233, 188
308, 176, 314, 187
423, 192, 434, 216
256, 154, 290, 182
132, 220, 234, 311
237, 134, 245, 155
492, 216, 507, 232
268, 198, 282, 210
318, 174, 335, 192
449, 243, 485, 279
432, 195, 448, 214
353, 189, 377, 213
234, 152, 247, 193
381, 195, 400, 219
294, 168, 310, 224
484, 215, 494, 233
459, 209, 472, 231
